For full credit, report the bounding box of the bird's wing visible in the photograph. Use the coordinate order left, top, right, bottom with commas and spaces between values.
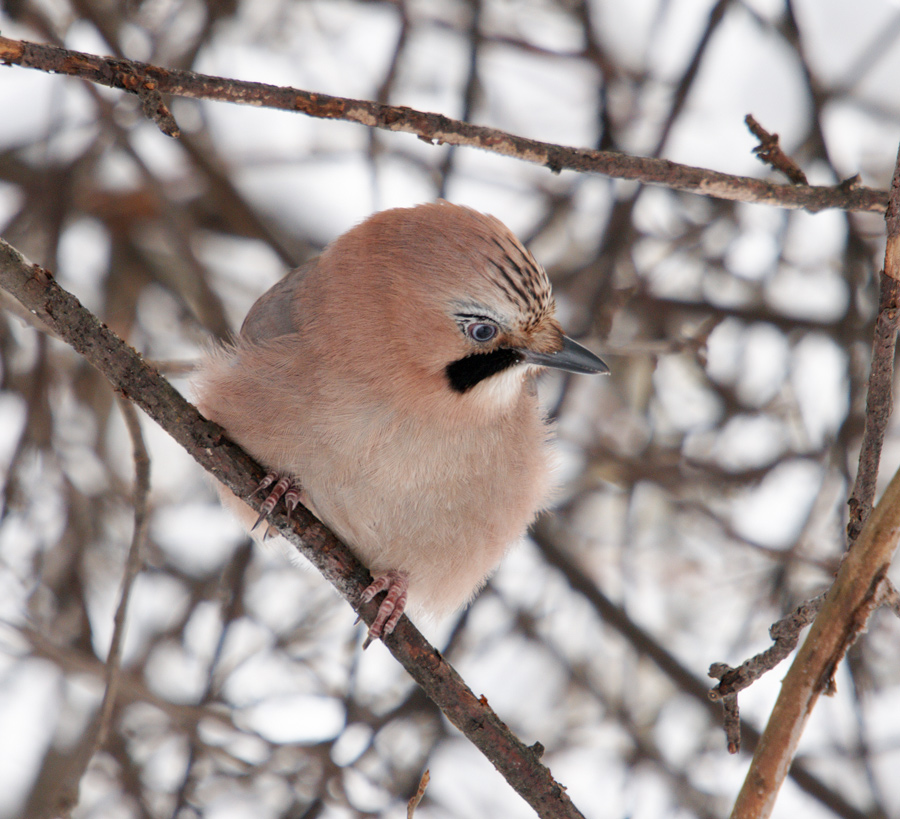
239, 259, 316, 343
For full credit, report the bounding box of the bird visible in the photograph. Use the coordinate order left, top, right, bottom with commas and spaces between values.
193, 201, 608, 646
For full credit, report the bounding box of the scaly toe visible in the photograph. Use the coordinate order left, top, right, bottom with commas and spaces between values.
251, 474, 301, 531
361, 570, 409, 648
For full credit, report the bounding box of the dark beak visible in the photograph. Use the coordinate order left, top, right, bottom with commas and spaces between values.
520, 335, 609, 375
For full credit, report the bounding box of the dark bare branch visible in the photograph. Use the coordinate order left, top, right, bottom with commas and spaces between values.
0, 35, 887, 214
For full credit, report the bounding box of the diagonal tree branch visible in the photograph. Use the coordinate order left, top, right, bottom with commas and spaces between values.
0, 35, 888, 214
729, 464, 900, 819
0, 238, 584, 819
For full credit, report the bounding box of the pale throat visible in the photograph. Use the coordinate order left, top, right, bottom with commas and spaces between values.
467, 362, 530, 413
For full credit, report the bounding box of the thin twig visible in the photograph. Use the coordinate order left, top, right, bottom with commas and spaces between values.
0, 35, 887, 214
708, 594, 824, 753
407, 769, 430, 818
847, 136, 900, 540
847, 275, 900, 544
708, 595, 825, 701
745, 114, 808, 185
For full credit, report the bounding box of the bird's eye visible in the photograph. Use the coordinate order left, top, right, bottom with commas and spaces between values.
467, 322, 498, 343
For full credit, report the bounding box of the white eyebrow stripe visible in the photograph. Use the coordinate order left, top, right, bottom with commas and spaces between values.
451, 302, 507, 324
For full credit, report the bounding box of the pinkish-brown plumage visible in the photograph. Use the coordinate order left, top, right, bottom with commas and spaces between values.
193, 202, 607, 642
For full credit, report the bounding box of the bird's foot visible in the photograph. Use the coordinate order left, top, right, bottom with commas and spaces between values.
360, 569, 409, 648
251, 471, 302, 533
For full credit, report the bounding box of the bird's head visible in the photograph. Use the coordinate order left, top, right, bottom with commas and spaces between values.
318, 201, 608, 416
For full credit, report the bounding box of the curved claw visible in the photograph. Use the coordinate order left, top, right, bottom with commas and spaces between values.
251, 473, 302, 530
284, 484, 302, 518
360, 569, 409, 648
